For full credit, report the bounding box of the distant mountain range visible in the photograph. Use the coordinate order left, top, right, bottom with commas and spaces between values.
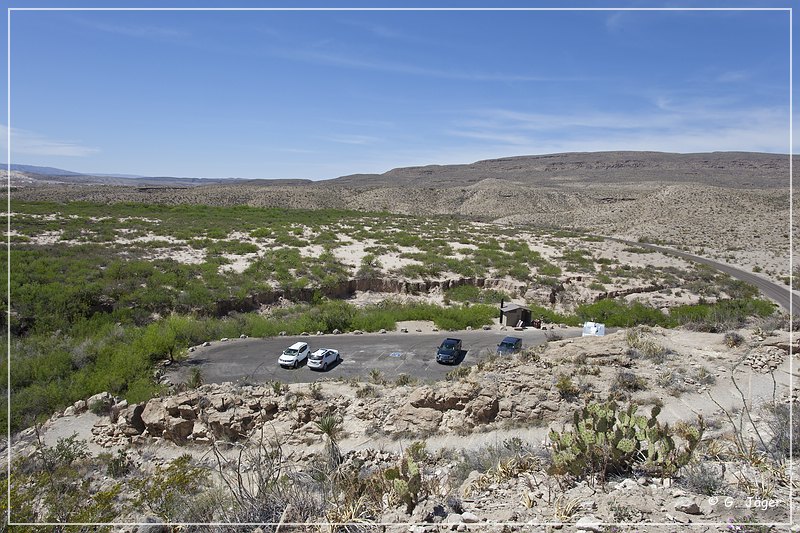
6, 151, 794, 190
330, 151, 792, 189
6, 164, 87, 176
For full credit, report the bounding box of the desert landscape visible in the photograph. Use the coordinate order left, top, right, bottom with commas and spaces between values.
4, 150, 798, 531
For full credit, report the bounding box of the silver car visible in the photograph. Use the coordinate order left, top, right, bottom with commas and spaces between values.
307, 348, 340, 371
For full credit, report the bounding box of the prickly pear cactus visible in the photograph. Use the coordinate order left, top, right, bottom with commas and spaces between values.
549, 401, 703, 481
384, 455, 422, 513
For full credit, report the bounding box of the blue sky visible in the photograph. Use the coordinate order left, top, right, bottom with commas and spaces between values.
2, 2, 795, 179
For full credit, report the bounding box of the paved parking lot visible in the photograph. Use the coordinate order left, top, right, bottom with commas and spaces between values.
168, 328, 585, 385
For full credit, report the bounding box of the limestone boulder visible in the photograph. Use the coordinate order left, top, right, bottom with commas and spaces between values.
465, 394, 499, 424
205, 410, 243, 440
140, 400, 169, 435
87, 392, 114, 414
164, 417, 194, 444
177, 405, 196, 420
408, 382, 479, 411
118, 403, 146, 435
391, 405, 442, 436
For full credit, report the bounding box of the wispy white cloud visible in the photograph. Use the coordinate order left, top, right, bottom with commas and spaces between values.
270, 46, 588, 83
444, 129, 532, 146
715, 70, 750, 83
327, 118, 396, 129
272, 147, 317, 154
605, 12, 626, 32
1, 125, 100, 157
339, 18, 415, 41
446, 102, 789, 154
337, 17, 443, 48
319, 134, 381, 145
70, 16, 189, 41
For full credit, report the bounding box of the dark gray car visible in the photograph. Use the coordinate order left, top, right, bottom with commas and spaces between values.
436, 338, 463, 364
496, 336, 522, 355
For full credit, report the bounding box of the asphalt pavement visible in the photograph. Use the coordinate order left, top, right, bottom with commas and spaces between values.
168, 327, 585, 385
613, 239, 798, 315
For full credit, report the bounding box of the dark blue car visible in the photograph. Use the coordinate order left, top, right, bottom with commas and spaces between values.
496, 336, 522, 356
436, 338, 462, 364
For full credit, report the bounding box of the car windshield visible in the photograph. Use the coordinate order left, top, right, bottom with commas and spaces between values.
283, 348, 298, 355
441, 341, 457, 349
311, 353, 323, 360
500, 342, 515, 348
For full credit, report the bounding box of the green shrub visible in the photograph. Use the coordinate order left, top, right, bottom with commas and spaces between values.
555, 374, 579, 399
625, 327, 669, 362
356, 384, 378, 398
395, 374, 416, 386
186, 368, 204, 389
678, 462, 727, 496
101, 449, 133, 478
611, 370, 647, 392
723, 331, 745, 347
446, 366, 471, 381
132, 454, 209, 522
576, 299, 668, 328
669, 298, 775, 332
559, 249, 596, 272
444, 285, 509, 304
538, 263, 562, 277
38, 434, 89, 473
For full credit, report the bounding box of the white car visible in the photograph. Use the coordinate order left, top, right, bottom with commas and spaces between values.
278, 342, 310, 368
307, 348, 340, 371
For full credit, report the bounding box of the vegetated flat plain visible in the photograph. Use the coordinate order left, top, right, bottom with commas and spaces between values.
4, 151, 796, 528
13, 151, 795, 285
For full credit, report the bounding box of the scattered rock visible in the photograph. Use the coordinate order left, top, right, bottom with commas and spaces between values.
445, 514, 462, 524
411, 501, 447, 523
674, 498, 702, 515
87, 392, 114, 413
461, 511, 480, 523
72, 399, 87, 414
575, 516, 603, 532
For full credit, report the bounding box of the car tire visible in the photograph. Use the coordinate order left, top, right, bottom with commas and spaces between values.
293, 360, 298, 369
323, 362, 328, 371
